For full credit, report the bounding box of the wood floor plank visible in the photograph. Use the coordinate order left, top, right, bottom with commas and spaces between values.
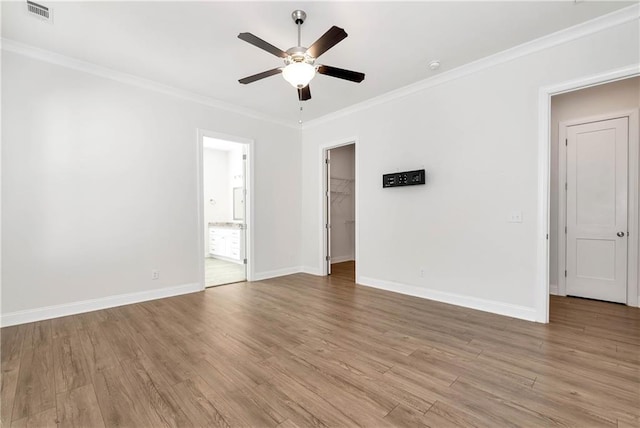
383, 404, 430, 427
92, 365, 154, 427
76, 324, 119, 378
50, 316, 81, 340
55, 384, 104, 428
1, 325, 25, 426
275, 419, 300, 428
11, 344, 55, 421
1, 266, 638, 427
259, 354, 393, 425
1, 367, 20, 426
168, 377, 231, 428
10, 407, 57, 428
52, 336, 90, 393
422, 400, 486, 428
452, 373, 617, 426
252, 381, 329, 428
119, 357, 191, 427
1, 326, 25, 371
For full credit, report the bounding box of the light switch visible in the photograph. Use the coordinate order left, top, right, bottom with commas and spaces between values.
509, 211, 523, 223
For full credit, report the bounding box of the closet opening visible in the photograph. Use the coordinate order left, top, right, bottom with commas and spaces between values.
324, 143, 356, 281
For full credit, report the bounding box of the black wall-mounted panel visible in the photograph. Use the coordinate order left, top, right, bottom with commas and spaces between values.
382, 169, 426, 188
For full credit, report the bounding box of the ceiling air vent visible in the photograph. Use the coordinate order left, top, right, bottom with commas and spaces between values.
26, 1, 52, 22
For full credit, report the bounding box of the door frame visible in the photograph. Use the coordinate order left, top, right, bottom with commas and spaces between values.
319, 137, 359, 279
557, 110, 639, 301
196, 128, 255, 289
537, 65, 640, 322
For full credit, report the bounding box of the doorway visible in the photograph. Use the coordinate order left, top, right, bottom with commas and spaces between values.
549, 77, 639, 307
198, 132, 252, 287
324, 143, 356, 279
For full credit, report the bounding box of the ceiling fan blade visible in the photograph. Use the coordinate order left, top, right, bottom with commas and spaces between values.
317, 65, 365, 83
238, 32, 288, 58
238, 68, 282, 84
297, 85, 311, 101
306, 26, 348, 59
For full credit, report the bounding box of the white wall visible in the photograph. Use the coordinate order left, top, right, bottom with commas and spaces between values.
549, 77, 640, 291
1, 51, 301, 320
301, 19, 639, 320
203, 148, 230, 254
330, 144, 355, 263
227, 147, 244, 220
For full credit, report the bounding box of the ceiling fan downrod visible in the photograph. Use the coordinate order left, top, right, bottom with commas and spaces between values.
291, 10, 306, 47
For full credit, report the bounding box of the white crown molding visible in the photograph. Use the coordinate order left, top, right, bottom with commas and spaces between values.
303, 3, 640, 130
1, 38, 299, 130
2, 4, 637, 132
358, 276, 538, 322
0, 282, 203, 327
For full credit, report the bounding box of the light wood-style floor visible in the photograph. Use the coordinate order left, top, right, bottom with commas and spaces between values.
1, 262, 639, 427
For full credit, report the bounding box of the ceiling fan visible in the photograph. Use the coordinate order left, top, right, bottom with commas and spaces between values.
237, 10, 365, 102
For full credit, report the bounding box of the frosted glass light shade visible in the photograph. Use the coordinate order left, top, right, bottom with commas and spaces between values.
282, 62, 316, 89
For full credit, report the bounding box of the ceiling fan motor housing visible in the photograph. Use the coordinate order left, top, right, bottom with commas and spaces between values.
286, 47, 314, 65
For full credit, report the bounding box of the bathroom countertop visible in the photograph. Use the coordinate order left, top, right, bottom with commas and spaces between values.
209, 222, 245, 229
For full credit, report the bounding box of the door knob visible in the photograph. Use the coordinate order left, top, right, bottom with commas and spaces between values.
617, 231, 625, 237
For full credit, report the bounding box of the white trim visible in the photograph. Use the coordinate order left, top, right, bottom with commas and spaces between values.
253, 267, 303, 282
1, 38, 297, 130
558, 121, 568, 297
358, 277, 537, 322
557, 110, 640, 304
537, 65, 640, 323
4, 4, 636, 132
549, 283, 559, 295
300, 266, 323, 276
196, 129, 255, 287
319, 138, 359, 278
0, 282, 202, 327
303, 4, 640, 130
628, 110, 640, 307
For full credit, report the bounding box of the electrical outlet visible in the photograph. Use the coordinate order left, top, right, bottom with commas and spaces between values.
152, 270, 160, 280
508, 211, 523, 223
420, 267, 425, 278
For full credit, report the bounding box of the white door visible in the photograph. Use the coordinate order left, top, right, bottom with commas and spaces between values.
566, 117, 628, 303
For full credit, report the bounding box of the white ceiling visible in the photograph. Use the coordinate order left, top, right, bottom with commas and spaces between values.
2, 1, 633, 125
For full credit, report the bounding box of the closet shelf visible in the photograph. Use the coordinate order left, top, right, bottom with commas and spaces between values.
330, 176, 354, 204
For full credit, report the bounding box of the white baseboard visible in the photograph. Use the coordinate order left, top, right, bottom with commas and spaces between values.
253, 266, 303, 281
358, 276, 538, 322
549, 283, 559, 295
0, 282, 203, 327
300, 266, 323, 276
330, 255, 355, 264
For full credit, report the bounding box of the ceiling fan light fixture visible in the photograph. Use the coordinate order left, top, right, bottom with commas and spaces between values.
282, 62, 316, 89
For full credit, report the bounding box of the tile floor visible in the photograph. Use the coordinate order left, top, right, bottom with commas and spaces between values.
205, 257, 245, 287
